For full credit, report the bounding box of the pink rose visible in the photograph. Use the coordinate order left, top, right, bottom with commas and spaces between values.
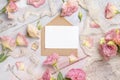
99, 40, 117, 60
6, 1, 18, 13
105, 29, 120, 45
42, 69, 51, 80
105, 3, 119, 19
66, 69, 86, 80
61, 0, 78, 16
0, 36, 16, 51
43, 53, 59, 66
16, 33, 28, 46
27, 0, 45, 8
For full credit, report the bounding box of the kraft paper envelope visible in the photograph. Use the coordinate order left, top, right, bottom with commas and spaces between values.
41, 15, 78, 56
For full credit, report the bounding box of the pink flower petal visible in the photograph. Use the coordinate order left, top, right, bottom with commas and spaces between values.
16, 33, 28, 46
66, 69, 86, 80
61, 0, 78, 16
0, 36, 16, 50
6, 1, 18, 13
90, 21, 100, 28
15, 61, 25, 71
43, 53, 59, 66
42, 69, 51, 80
27, 0, 45, 8
105, 3, 118, 19
99, 41, 117, 60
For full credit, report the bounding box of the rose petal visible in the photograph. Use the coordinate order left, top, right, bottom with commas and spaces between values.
90, 21, 100, 28
15, 61, 25, 71
68, 54, 78, 63
27, 0, 45, 8
42, 69, 51, 80
43, 53, 59, 66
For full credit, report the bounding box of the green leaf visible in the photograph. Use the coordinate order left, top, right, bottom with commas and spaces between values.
78, 12, 83, 22
117, 45, 120, 53
37, 21, 42, 30
0, 53, 8, 63
0, 7, 6, 14
57, 72, 64, 80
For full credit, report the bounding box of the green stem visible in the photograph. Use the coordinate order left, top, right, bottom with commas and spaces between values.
62, 0, 65, 3
116, 10, 120, 14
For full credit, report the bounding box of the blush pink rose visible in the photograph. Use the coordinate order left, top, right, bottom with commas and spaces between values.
42, 69, 51, 80
61, 0, 78, 16
105, 29, 120, 45
43, 53, 59, 66
0, 36, 16, 51
27, 0, 45, 8
99, 41, 117, 60
66, 69, 86, 80
105, 3, 118, 19
6, 1, 18, 13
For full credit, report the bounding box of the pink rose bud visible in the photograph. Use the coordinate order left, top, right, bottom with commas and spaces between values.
66, 69, 86, 80
99, 40, 117, 60
61, 0, 78, 16
0, 36, 16, 51
6, 1, 18, 13
16, 33, 28, 46
43, 53, 59, 66
105, 3, 119, 19
27, 0, 45, 8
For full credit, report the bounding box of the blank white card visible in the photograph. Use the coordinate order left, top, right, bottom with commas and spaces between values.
45, 26, 79, 49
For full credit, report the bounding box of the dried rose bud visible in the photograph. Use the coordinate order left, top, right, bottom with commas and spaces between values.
27, 24, 39, 38
16, 33, 28, 46
105, 3, 120, 19
0, 36, 16, 51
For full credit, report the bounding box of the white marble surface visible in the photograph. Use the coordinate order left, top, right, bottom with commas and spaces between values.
0, 0, 88, 80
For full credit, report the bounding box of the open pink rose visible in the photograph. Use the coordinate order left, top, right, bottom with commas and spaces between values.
105, 3, 119, 19
66, 69, 86, 80
42, 69, 51, 80
6, 1, 18, 13
99, 40, 117, 60
27, 0, 45, 8
43, 53, 59, 66
0, 36, 16, 51
16, 33, 28, 46
61, 0, 78, 16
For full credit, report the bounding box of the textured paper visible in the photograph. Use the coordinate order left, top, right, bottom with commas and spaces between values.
45, 26, 79, 48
